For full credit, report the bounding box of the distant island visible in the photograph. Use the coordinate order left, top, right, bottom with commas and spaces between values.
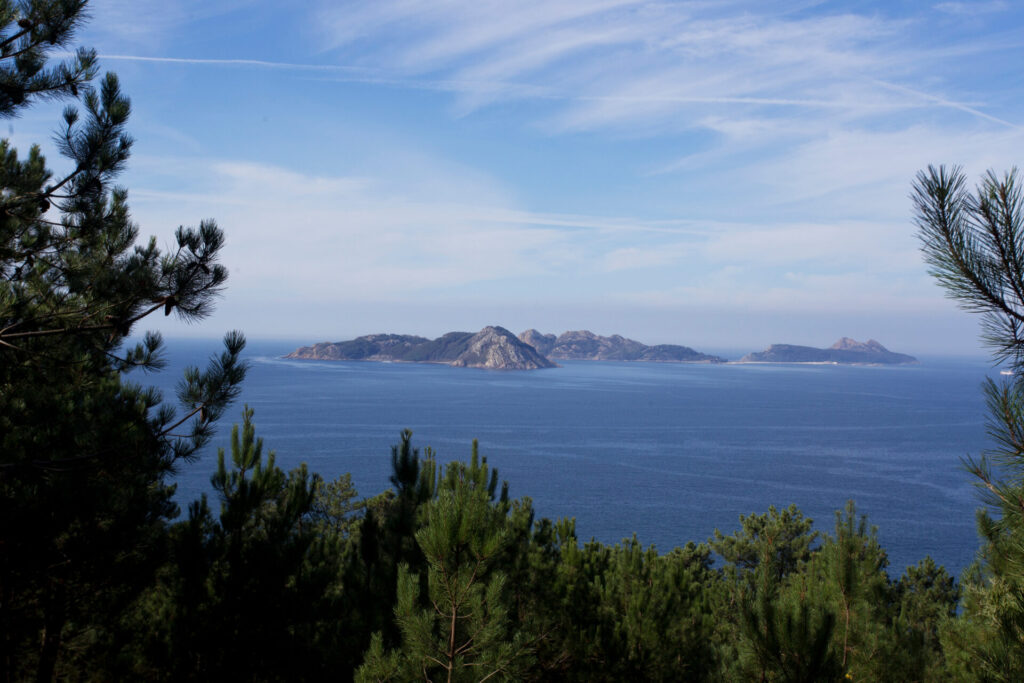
286, 327, 725, 370
286, 330, 915, 370
285, 326, 556, 370
519, 329, 726, 363
739, 338, 917, 365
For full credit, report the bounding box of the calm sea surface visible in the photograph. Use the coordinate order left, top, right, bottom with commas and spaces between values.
147, 339, 998, 577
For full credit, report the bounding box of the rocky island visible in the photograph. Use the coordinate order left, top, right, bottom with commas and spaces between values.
519, 329, 726, 363
285, 326, 556, 370
288, 330, 915, 369
739, 338, 917, 365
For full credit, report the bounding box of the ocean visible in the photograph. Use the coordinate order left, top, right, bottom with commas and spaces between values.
146, 338, 997, 578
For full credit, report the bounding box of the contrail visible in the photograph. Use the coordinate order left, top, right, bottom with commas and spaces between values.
873, 79, 1022, 130
100, 54, 372, 74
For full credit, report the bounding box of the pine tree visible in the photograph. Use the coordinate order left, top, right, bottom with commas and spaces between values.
724, 502, 893, 682
738, 583, 840, 683
0, 2, 244, 677
890, 556, 959, 679
599, 539, 717, 679
813, 502, 891, 678
344, 430, 439, 667
913, 165, 1024, 679
309, 471, 364, 538
0, 0, 95, 117
356, 442, 533, 682
712, 504, 819, 590
711, 504, 822, 680
125, 408, 342, 681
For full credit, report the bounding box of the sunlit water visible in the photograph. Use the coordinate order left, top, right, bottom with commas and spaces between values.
145, 339, 998, 577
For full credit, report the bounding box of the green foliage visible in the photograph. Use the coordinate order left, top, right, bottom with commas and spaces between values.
712, 504, 822, 680
344, 429, 439, 664
891, 556, 960, 680
0, 0, 96, 116
808, 502, 891, 679
942, 558, 1024, 682
739, 583, 840, 683
713, 503, 819, 588
515, 527, 718, 680
721, 501, 956, 682
122, 407, 346, 681
913, 165, 1024, 366
914, 164, 1024, 679
0, 3, 243, 678
310, 471, 364, 537
357, 441, 532, 681
595, 539, 717, 679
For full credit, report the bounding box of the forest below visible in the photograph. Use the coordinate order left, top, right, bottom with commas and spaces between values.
4, 2, 1024, 681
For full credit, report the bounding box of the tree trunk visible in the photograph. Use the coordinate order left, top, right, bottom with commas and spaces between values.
35, 582, 65, 683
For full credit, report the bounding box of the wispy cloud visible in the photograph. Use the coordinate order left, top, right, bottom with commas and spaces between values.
312, 0, 1018, 133
98, 52, 955, 118
98, 0, 1021, 135
65, 1, 1023, 348
123, 154, 941, 313
128, 157, 575, 298
611, 270, 940, 315
86, 0, 260, 44
935, 1, 1009, 16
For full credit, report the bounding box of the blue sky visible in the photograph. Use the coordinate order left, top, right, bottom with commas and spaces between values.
14, 0, 1024, 354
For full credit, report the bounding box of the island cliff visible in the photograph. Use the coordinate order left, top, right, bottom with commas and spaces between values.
519, 329, 725, 363
285, 326, 556, 370
740, 338, 917, 365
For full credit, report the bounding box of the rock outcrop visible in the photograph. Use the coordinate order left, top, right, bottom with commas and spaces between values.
519, 329, 726, 363
829, 337, 889, 354
449, 327, 556, 369
740, 338, 917, 364
285, 327, 555, 370
518, 329, 556, 356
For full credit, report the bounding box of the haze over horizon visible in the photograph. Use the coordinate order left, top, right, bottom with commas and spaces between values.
14, 1, 1024, 355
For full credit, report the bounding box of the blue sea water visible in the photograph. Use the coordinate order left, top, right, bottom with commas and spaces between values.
146, 338, 997, 578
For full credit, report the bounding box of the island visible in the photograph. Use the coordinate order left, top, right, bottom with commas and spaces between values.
288, 330, 913, 369
285, 326, 556, 370
519, 329, 726, 363
739, 338, 917, 365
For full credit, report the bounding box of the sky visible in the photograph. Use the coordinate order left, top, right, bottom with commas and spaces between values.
12, 0, 1024, 355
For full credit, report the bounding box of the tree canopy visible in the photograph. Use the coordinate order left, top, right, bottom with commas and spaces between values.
914, 164, 1024, 680
0, 1, 244, 678
0, 2, 1011, 680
